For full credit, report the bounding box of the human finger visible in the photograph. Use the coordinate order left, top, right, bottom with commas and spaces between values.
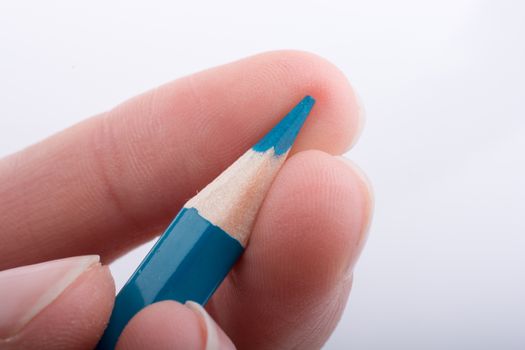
0, 50, 362, 269
0, 256, 114, 350
207, 150, 373, 349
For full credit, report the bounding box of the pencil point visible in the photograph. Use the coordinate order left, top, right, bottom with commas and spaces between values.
253, 95, 315, 156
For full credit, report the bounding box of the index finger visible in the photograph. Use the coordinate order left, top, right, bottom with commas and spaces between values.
0, 50, 362, 269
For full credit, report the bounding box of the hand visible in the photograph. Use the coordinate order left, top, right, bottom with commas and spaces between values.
0, 51, 372, 350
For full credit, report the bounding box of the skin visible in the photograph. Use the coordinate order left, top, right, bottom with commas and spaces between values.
0, 51, 373, 349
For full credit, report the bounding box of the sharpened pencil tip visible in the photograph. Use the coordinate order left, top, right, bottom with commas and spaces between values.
252, 95, 315, 156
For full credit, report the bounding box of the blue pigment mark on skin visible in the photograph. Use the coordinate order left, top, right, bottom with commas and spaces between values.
253, 96, 315, 156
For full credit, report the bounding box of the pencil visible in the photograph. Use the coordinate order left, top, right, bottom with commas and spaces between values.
96, 95, 316, 349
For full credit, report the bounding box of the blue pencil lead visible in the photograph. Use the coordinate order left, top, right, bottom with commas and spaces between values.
252, 96, 315, 156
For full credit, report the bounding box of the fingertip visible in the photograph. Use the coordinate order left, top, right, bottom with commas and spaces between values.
207, 149, 372, 349
0, 259, 115, 350
184, 49, 363, 158
117, 301, 204, 350
248, 50, 364, 154
186, 301, 236, 350
253, 149, 372, 286
117, 301, 235, 350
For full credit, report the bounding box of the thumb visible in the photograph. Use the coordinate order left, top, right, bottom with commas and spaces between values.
0, 255, 115, 350
117, 300, 235, 350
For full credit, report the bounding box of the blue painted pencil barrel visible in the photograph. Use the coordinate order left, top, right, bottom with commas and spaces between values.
96, 207, 244, 349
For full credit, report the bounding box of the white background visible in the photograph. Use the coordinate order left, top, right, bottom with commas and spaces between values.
1, 1, 524, 349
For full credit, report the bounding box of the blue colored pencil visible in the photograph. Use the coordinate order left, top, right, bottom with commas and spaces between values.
97, 96, 316, 349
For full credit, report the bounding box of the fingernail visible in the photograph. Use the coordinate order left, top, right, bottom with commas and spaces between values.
0, 255, 100, 339
186, 301, 236, 350
336, 156, 374, 276
347, 89, 366, 151
337, 156, 374, 212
